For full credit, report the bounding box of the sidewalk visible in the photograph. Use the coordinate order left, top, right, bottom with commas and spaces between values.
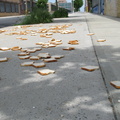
0, 13, 116, 120
85, 13, 120, 120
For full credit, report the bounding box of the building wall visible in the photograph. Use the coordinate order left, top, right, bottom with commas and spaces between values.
104, 0, 117, 17
117, 0, 120, 17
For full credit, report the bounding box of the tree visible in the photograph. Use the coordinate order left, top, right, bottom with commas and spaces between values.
74, 0, 83, 11
37, 0, 48, 9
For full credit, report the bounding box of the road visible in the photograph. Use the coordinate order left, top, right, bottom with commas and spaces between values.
0, 15, 24, 28
0, 13, 115, 120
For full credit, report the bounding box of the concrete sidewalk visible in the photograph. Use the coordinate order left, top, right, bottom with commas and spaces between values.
0, 13, 116, 120
85, 13, 120, 120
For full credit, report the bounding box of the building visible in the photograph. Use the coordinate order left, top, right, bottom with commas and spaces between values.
0, 0, 35, 17
58, 2, 72, 12
104, 0, 120, 17
58, 0, 67, 3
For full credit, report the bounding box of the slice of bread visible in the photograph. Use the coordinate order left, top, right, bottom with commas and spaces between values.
34, 48, 42, 51
63, 47, 75, 51
32, 62, 46, 68
29, 56, 40, 60
26, 49, 36, 53
0, 47, 10, 51
97, 39, 106, 42
38, 53, 51, 58
0, 57, 8, 62
21, 61, 34, 66
11, 46, 22, 51
18, 52, 30, 56
37, 69, 55, 75
87, 33, 95, 36
68, 40, 79, 45
43, 58, 57, 62
52, 55, 64, 59
110, 81, 120, 89
81, 66, 99, 72
19, 56, 30, 60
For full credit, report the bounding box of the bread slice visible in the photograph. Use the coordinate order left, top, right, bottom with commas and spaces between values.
81, 66, 99, 72
32, 62, 46, 68
0, 57, 8, 62
11, 46, 22, 51
0, 47, 10, 51
97, 39, 106, 42
21, 61, 34, 66
38, 53, 51, 58
63, 47, 75, 51
48, 44, 56, 48
52, 55, 64, 59
19, 56, 30, 60
20, 49, 28, 52
36, 42, 44, 45
37, 69, 55, 75
34, 48, 42, 51
110, 81, 120, 89
68, 40, 79, 45
87, 33, 95, 36
18, 52, 30, 56
43, 58, 57, 62
26, 49, 36, 53
29, 56, 40, 60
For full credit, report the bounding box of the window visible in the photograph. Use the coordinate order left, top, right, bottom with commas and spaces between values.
6, 3, 11, 13
15, 4, 19, 13
0, 2, 5, 12
11, 3, 15, 12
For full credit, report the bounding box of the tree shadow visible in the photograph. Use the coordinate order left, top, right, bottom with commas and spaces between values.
0, 44, 116, 120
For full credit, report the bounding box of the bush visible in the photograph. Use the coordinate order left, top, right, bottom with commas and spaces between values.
52, 8, 68, 18
21, 8, 53, 25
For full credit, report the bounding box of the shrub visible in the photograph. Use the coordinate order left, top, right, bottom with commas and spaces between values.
21, 8, 53, 25
52, 8, 68, 18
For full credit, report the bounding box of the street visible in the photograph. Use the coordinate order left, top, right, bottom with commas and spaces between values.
0, 13, 116, 120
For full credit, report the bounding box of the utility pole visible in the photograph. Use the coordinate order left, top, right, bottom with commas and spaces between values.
25, 0, 28, 14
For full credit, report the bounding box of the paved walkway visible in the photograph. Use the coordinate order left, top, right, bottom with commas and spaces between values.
85, 12, 120, 120
0, 13, 116, 120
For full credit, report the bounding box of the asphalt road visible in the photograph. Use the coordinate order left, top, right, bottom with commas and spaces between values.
0, 13, 115, 120
0, 15, 24, 28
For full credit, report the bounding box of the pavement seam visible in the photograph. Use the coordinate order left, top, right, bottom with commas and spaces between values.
85, 14, 117, 120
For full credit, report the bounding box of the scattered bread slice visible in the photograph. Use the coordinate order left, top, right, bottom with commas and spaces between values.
32, 62, 46, 68
36, 42, 44, 45
34, 48, 42, 51
52, 55, 64, 59
97, 39, 106, 42
87, 33, 95, 36
19, 56, 30, 60
11, 46, 22, 51
21, 61, 34, 66
29, 56, 40, 60
68, 40, 79, 45
0, 47, 10, 51
20, 49, 28, 52
43, 58, 57, 62
38, 53, 51, 58
81, 66, 99, 72
63, 47, 75, 51
37, 69, 55, 75
110, 81, 120, 89
0, 57, 8, 62
18, 52, 30, 56
48, 44, 56, 48
26, 49, 36, 53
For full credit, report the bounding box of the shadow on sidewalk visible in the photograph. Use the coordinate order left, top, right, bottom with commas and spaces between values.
0, 44, 116, 120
